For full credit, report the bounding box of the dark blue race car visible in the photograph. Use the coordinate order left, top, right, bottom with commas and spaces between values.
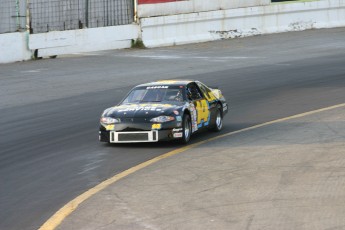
99, 80, 228, 144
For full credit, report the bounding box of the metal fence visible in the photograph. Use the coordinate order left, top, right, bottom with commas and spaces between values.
0, 0, 27, 33
0, 0, 134, 34
87, 0, 134, 28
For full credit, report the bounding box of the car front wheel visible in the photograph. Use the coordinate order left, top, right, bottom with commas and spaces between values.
211, 105, 223, 132
180, 114, 192, 144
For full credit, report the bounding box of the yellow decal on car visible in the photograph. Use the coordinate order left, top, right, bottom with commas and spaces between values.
204, 91, 217, 102
152, 124, 162, 130
196, 100, 210, 124
105, 124, 115, 131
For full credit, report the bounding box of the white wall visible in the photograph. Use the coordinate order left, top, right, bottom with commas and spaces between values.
30, 24, 140, 57
140, 0, 345, 48
0, 24, 139, 63
138, 0, 270, 17
0, 32, 32, 64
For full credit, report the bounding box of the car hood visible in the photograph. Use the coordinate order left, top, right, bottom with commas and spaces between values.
103, 102, 185, 118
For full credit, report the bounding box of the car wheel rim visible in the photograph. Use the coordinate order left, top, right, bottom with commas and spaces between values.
184, 119, 190, 139
216, 111, 222, 129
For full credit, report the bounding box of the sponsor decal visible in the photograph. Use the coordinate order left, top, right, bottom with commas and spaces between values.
116, 103, 174, 112
119, 107, 158, 112
173, 132, 183, 138
189, 103, 198, 132
173, 110, 179, 115
146, 86, 169, 89
172, 128, 183, 132
105, 124, 115, 131
119, 106, 169, 112
152, 124, 162, 130
176, 116, 182, 121
118, 103, 173, 108
196, 99, 210, 126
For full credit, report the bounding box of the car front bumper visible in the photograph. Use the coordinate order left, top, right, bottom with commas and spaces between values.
99, 121, 183, 143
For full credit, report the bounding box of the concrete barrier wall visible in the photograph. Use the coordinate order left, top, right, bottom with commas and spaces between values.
30, 24, 139, 57
140, 0, 345, 48
0, 24, 139, 63
138, 0, 270, 17
0, 32, 32, 64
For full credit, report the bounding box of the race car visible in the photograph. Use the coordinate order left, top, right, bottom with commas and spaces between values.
99, 80, 228, 144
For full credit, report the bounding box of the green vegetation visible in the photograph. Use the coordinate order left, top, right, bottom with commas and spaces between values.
131, 39, 146, 49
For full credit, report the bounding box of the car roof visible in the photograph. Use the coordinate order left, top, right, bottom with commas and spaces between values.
136, 80, 195, 87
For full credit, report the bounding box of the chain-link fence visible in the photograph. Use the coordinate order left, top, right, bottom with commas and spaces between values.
0, 0, 27, 33
87, 0, 134, 28
28, 0, 83, 33
0, 0, 134, 34
29, 0, 134, 33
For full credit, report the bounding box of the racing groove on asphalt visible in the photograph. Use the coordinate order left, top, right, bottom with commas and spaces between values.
1, 29, 345, 230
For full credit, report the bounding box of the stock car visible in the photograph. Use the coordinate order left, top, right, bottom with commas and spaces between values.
99, 80, 228, 144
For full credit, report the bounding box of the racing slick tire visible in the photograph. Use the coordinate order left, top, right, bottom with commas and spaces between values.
180, 114, 192, 144
210, 104, 223, 132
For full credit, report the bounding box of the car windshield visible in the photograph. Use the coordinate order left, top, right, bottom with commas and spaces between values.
122, 86, 185, 104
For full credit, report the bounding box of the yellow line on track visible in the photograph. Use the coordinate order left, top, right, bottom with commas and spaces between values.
39, 103, 345, 230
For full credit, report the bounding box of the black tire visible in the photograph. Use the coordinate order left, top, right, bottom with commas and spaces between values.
180, 114, 192, 144
211, 105, 223, 132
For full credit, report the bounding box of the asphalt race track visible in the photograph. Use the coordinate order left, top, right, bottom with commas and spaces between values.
0, 28, 345, 230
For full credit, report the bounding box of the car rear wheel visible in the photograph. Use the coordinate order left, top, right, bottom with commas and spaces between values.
180, 114, 192, 144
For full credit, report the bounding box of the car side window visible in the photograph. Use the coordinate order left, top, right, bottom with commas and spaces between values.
196, 82, 214, 101
187, 83, 203, 101
196, 83, 208, 97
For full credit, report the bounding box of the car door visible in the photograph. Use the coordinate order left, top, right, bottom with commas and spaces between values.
186, 82, 211, 129
196, 81, 219, 127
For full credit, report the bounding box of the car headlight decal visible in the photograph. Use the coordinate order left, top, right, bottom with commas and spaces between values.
150, 116, 175, 123
100, 117, 121, 124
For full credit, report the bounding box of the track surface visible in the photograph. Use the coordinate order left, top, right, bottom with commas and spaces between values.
0, 28, 344, 230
